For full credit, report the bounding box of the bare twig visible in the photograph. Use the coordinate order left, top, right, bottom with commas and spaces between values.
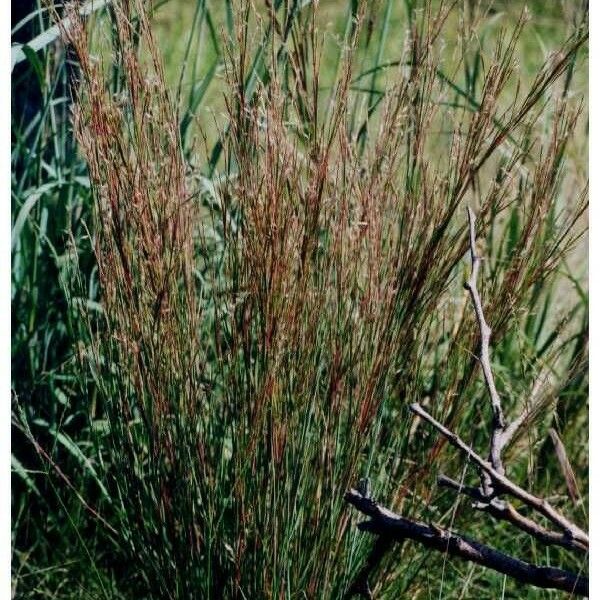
464, 211, 569, 483
497, 371, 551, 451
498, 407, 531, 451
437, 475, 587, 553
344, 208, 588, 596
410, 402, 589, 547
464, 206, 505, 481
345, 489, 588, 596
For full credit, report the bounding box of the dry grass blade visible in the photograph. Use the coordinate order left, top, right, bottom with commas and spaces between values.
549, 427, 582, 506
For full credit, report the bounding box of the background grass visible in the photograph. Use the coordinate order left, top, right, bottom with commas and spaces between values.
11, 1, 587, 598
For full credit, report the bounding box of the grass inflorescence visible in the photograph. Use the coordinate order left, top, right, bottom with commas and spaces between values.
12, 0, 588, 598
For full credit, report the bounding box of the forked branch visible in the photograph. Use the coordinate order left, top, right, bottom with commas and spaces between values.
344, 208, 588, 597
345, 489, 588, 596
437, 474, 587, 553
409, 402, 589, 548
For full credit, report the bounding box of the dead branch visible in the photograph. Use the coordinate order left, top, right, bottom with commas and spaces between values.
437, 475, 587, 553
465, 206, 506, 481
343, 536, 395, 600
345, 489, 588, 596
409, 402, 589, 547
344, 208, 588, 597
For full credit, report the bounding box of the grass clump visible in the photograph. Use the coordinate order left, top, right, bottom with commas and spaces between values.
12, 0, 587, 598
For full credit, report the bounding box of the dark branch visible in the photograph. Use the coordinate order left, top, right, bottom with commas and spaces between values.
345, 489, 588, 597
344, 536, 395, 599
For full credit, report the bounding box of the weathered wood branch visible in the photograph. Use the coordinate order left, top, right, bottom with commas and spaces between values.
343, 536, 395, 599
465, 206, 506, 481
410, 402, 589, 548
464, 210, 560, 491
345, 489, 588, 597
437, 474, 587, 553
344, 208, 588, 597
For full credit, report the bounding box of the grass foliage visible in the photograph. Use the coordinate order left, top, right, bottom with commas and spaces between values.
12, 0, 588, 598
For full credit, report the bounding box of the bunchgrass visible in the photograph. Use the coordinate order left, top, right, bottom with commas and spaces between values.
12, 1, 588, 598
